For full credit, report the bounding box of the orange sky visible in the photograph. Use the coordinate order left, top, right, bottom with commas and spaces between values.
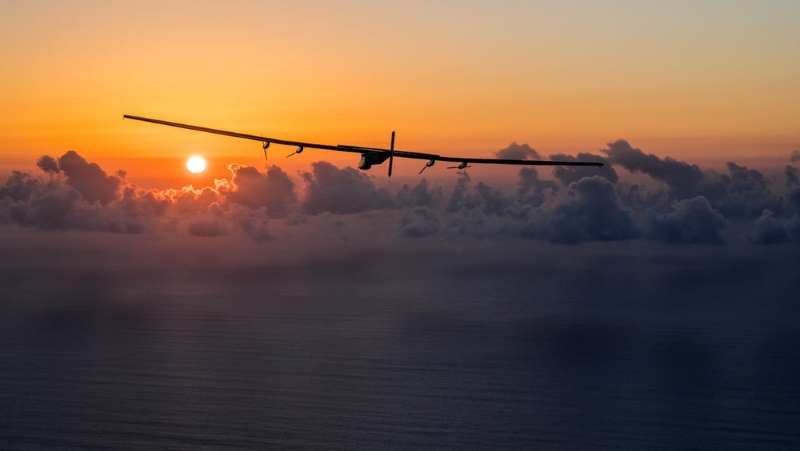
1, 1, 799, 187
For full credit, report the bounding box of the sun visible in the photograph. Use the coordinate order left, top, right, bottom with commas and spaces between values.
186, 156, 207, 173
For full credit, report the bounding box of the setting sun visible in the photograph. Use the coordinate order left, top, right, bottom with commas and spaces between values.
186, 156, 207, 173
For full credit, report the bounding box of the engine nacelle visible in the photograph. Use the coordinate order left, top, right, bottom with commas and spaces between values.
358, 152, 391, 171
358, 154, 372, 170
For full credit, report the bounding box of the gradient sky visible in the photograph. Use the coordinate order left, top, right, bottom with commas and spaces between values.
1, 0, 799, 186
3, 6, 800, 446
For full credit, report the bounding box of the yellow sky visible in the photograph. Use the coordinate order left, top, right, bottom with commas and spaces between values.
1, 1, 799, 186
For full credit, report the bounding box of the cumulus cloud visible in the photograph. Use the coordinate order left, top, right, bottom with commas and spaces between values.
713, 162, 780, 220
56, 150, 122, 205
750, 210, 800, 245
646, 197, 728, 245
0, 171, 46, 203
399, 207, 440, 237
3, 142, 800, 247
224, 164, 296, 218
396, 179, 441, 209
36, 155, 59, 173
603, 140, 785, 220
301, 161, 393, 215
546, 176, 639, 244
750, 210, 789, 245
516, 167, 556, 197
604, 140, 704, 200
549, 152, 616, 186
431, 173, 638, 244
0, 151, 267, 237
494, 143, 541, 160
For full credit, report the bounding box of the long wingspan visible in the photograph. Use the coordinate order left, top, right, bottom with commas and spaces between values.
123, 114, 603, 176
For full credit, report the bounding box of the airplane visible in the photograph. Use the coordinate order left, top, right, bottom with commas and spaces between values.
123, 114, 603, 177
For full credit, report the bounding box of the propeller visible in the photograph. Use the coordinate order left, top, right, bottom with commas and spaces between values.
419, 159, 435, 174
286, 146, 304, 158
388, 131, 395, 177
448, 162, 470, 170
262, 141, 271, 160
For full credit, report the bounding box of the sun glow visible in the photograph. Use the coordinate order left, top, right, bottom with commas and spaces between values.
186, 156, 207, 173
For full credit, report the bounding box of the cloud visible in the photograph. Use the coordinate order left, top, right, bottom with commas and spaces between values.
399, 207, 440, 237
431, 173, 638, 244
750, 210, 800, 245
3, 142, 800, 247
791, 150, 800, 163
646, 197, 728, 245
56, 150, 122, 205
603, 140, 784, 220
36, 155, 59, 174
451, 180, 514, 217
3, 183, 144, 234
789, 188, 800, 213
227, 205, 271, 241
224, 164, 296, 218
301, 161, 393, 215
0, 151, 262, 236
750, 210, 789, 245
549, 152, 617, 186
516, 167, 556, 197
494, 143, 541, 160
786, 166, 799, 187
546, 176, 640, 244
395, 179, 441, 209
0, 171, 47, 202
604, 140, 704, 200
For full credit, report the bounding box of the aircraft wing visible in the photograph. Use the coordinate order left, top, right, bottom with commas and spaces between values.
123, 114, 603, 175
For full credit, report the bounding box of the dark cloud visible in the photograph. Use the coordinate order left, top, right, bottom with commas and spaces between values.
224, 164, 296, 218
546, 176, 640, 244
615, 182, 668, 214
0, 171, 46, 202
432, 173, 638, 244
446, 172, 472, 213
494, 143, 541, 160
36, 155, 59, 174
646, 197, 728, 245
750, 210, 790, 245
4, 184, 144, 234
57, 150, 121, 205
789, 188, 800, 212
228, 205, 271, 241
399, 207, 440, 237
785, 166, 798, 188
396, 179, 441, 209
750, 211, 800, 245
453, 180, 514, 217
549, 152, 617, 186
715, 162, 780, 220
604, 140, 704, 200
301, 161, 393, 215
7, 186, 81, 231
603, 141, 783, 220
791, 151, 800, 163
516, 167, 556, 197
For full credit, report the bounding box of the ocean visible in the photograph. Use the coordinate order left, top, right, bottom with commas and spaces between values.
1, 233, 799, 450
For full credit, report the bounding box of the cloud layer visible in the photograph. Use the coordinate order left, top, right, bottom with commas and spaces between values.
2, 142, 800, 245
